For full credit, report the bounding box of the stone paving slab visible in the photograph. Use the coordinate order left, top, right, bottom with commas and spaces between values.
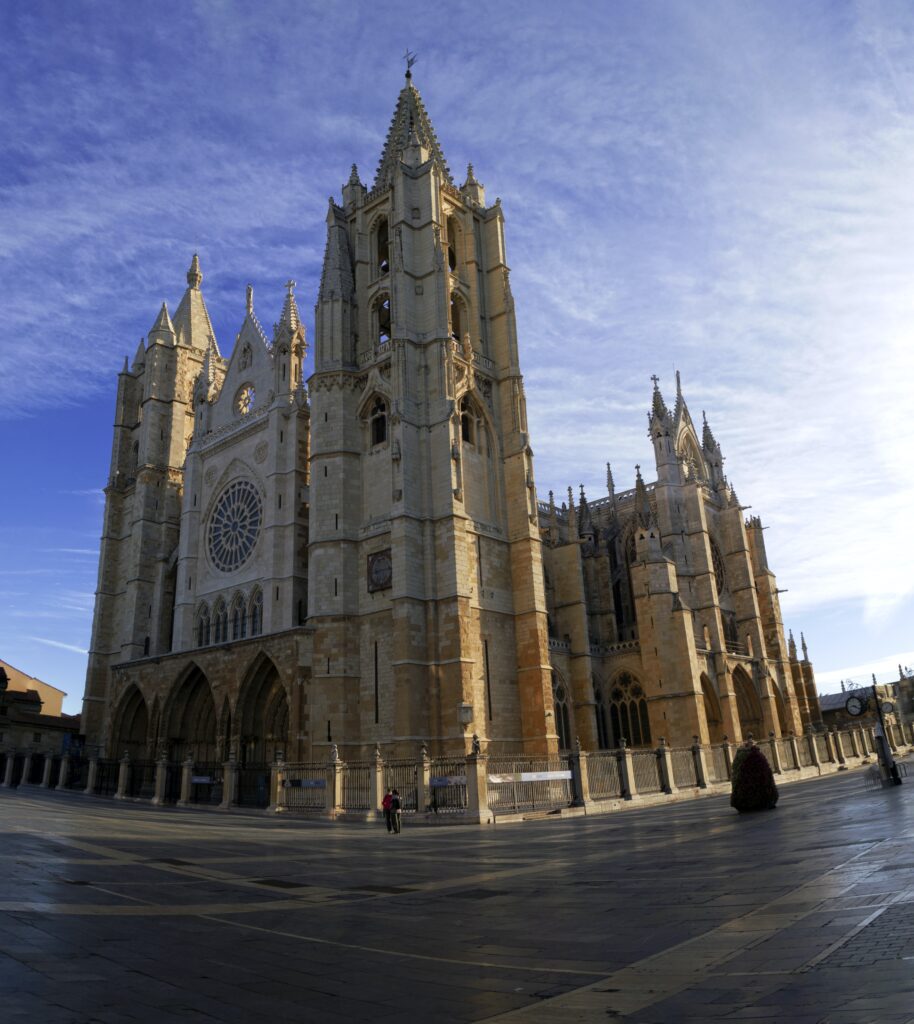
2, 760, 914, 1022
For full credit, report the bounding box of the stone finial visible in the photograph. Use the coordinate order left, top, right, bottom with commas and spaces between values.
606, 462, 615, 496
465, 162, 478, 184
801, 632, 809, 661
650, 375, 668, 420
348, 163, 361, 185
246, 284, 254, 315
187, 253, 202, 290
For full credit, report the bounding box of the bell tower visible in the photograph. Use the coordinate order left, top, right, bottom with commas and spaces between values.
307, 72, 554, 757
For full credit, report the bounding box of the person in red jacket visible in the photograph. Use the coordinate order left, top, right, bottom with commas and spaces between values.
382, 788, 393, 833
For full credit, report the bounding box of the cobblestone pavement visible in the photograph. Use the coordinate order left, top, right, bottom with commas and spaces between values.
2, 763, 913, 1023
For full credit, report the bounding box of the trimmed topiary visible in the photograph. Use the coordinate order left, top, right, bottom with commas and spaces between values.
730, 744, 778, 813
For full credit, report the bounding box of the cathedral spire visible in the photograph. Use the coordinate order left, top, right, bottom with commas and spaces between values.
566, 486, 577, 536
276, 279, 301, 337
702, 410, 718, 451
374, 75, 452, 190
788, 629, 798, 660
186, 252, 202, 290
801, 633, 809, 662
319, 203, 355, 302
173, 254, 217, 352
149, 301, 175, 341
673, 369, 684, 422
650, 375, 669, 421
634, 464, 654, 528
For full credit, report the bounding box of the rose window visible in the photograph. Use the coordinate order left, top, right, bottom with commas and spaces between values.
208, 480, 262, 572
237, 384, 256, 416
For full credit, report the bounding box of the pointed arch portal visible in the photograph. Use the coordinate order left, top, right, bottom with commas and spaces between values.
164, 666, 217, 764
733, 666, 763, 742
110, 685, 150, 760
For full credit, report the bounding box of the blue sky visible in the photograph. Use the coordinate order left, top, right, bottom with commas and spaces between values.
2, 0, 913, 714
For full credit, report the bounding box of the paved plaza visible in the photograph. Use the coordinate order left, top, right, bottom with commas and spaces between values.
2, 764, 914, 1023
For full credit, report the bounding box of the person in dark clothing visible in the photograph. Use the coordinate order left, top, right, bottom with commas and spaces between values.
382, 788, 393, 833
390, 788, 402, 833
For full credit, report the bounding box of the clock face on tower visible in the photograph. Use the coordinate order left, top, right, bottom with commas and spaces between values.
845, 695, 867, 717
367, 550, 393, 592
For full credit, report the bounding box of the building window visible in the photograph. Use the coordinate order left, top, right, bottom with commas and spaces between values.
459, 395, 479, 446
594, 686, 610, 749
213, 599, 228, 644
231, 594, 247, 640
370, 397, 388, 446
608, 672, 651, 747
33, 732, 42, 743
552, 672, 572, 751
376, 294, 391, 345
249, 589, 263, 636
196, 604, 210, 647
450, 293, 463, 342
376, 217, 389, 275
446, 215, 459, 272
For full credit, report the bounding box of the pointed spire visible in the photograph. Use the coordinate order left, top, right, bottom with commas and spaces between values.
566, 486, 577, 536
788, 630, 797, 660
548, 490, 558, 545
348, 163, 361, 186
650, 375, 669, 422
319, 203, 355, 301
801, 633, 809, 661
235, 284, 268, 350
606, 462, 615, 497
246, 284, 254, 315
149, 302, 175, 337
634, 464, 653, 528
186, 253, 202, 290
122, 354, 129, 372
702, 410, 718, 451
374, 76, 452, 190
276, 279, 301, 336
132, 336, 146, 369
464, 162, 478, 185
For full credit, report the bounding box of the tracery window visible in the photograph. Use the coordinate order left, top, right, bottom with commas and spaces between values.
594, 685, 610, 749
446, 215, 459, 272
709, 536, 726, 594
212, 599, 228, 644
376, 294, 391, 345
196, 604, 210, 647
208, 480, 263, 572
608, 671, 651, 747
230, 593, 246, 641
376, 218, 389, 275
249, 589, 263, 637
459, 395, 477, 446
370, 397, 388, 446
552, 672, 572, 751
450, 293, 464, 342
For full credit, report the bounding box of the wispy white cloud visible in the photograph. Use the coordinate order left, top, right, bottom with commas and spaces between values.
26, 636, 88, 655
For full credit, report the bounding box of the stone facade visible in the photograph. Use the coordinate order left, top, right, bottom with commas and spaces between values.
81, 74, 821, 774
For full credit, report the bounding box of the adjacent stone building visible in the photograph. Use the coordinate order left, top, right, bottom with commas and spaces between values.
81, 74, 821, 774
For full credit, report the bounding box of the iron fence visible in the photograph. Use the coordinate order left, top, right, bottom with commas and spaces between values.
126, 760, 157, 800
708, 744, 729, 783
93, 759, 120, 797
429, 757, 468, 814
65, 757, 88, 790
384, 760, 419, 813
279, 763, 327, 811
163, 763, 182, 804
797, 736, 813, 767
190, 762, 223, 805
671, 747, 698, 787
486, 756, 574, 814
237, 763, 271, 808
631, 749, 663, 793
587, 751, 624, 799
341, 763, 371, 811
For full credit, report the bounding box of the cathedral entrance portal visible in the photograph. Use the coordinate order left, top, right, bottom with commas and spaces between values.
732, 667, 763, 742
700, 674, 726, 745
109, 684, 150, 759
164, 666, 217, 764
235, 656, 289, 807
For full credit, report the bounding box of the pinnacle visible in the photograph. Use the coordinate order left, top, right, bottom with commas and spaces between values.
150, 301, 174, 335
187, 253, 202, 290
650, 375, 668, 420
275, 279, 302, 338
374, 78, 452, 190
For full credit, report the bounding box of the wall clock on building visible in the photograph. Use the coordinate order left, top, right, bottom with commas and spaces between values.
236, 384, 256, 416
845, 694, 868, 717
208, 479, 263, 572
367, 549, 393, 592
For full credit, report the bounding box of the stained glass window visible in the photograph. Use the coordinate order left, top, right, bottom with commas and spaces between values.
208, 480, 262, 572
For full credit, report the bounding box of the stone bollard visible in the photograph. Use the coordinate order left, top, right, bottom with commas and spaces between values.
465, 752, 491, 823
152, 757, 168, 806
571, 738, 592, 807
220, 754, 237, 810
115, 753, 130, 800
692, 736, 710, 789
41, 754, 53, 788
177, 756, 193, 807
657, 738, 677, 794
55, 754, 70, 790
768, 732, 782, 774
85, 757, 99, 795
619, 739, 637, 799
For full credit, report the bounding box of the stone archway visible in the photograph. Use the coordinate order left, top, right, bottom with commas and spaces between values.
236, 655, 290, 766
732, 666, 763, 742
700, 673, 726, 745
109, 685, 150, 759
164, 666, 217, 764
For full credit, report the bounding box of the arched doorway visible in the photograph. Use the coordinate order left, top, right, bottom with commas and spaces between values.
732, 666, 763, 741
109, 685, 150, 759
700, 673, 725, 744
235, 656, 289, 808
164, 666, 217, 764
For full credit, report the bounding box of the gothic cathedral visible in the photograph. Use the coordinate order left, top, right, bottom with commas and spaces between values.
81, 74, 822, 770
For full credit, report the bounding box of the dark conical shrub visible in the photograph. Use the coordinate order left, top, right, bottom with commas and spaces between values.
730, 744, 778, 812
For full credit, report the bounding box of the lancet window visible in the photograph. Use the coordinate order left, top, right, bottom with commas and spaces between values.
212, 599, 228, 645
594, 684, 610, 749
376, 294, 391, 345
608, 672, 651, 747
196, 604, 210, 647
552, 672, 572, 751
369, 397, 388, 447
249, 589, 263, 636
231, 593, 247, 641
376, 218, 389, 275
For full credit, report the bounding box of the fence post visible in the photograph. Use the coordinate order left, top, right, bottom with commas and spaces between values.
20, 751, 33, 786
848, 728, 860, 759
115, 753, 130, 800
324, 745, 342, 817
657, 738, 677, 794
767, 732, 782, 774
220, 753, 237, 810
831, 729, 847, 768
269, 753, 285, 813
177, 756, 193, 806
805, 729, 820, 769
417, 744, 431, 814
692, 736, 709, 788
465, 752, 490, 823
152, 757, 168, 805
369, 746, 384, 819
55, 754, 70, 790
571, 738, 592, 807
787, 733, 801, 772
40, 754, 53, 788
720, 736, 734, 780
85, 756, 98, 795
619, 740, 637, 799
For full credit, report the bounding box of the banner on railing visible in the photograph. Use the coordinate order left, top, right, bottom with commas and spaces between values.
431, 775, 467, 787
191, 775, 213, 785
488, 770, 572, 784
283, 779, 326, 789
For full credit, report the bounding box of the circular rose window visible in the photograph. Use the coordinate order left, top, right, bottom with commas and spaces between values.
208, 480, 262, 572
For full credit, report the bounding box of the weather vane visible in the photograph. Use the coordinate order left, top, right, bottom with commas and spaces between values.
403, 49, 418, 76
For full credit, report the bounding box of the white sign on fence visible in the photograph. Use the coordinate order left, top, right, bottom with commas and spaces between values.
283, 778, 326, 789
190, 775, 213, 785
488, 770, 572, 784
